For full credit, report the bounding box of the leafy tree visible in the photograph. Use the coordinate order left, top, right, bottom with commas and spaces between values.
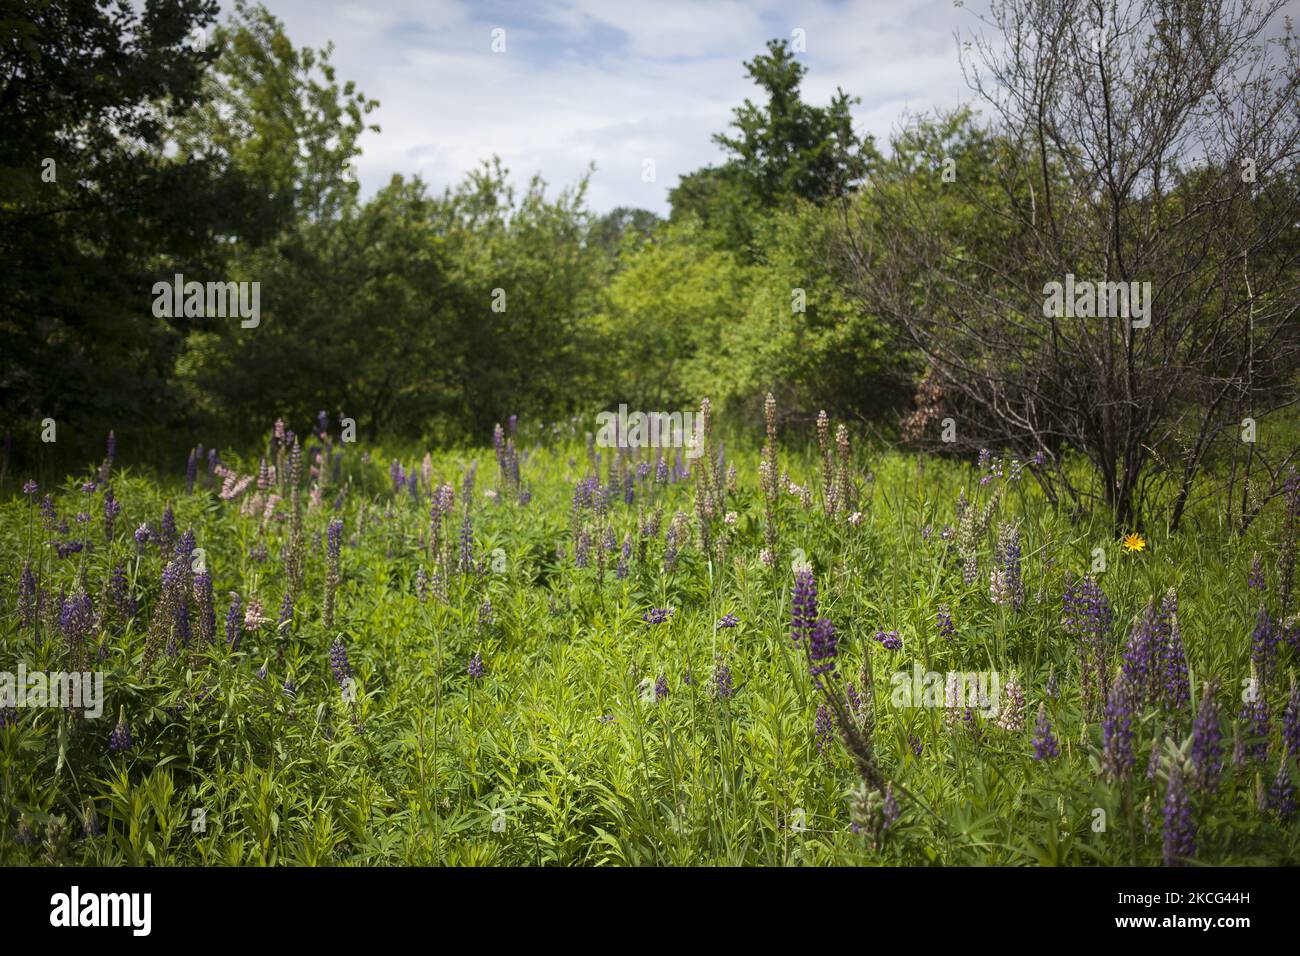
432, 159, 606, 438
713, 39, 873, 206
593, 218, 751, 411
589, 206, 661, 257
0, 0, 280, 467
172, 0, 378, 225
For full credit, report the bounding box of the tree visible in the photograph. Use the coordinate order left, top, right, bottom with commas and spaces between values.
172, 0, 378, 226
842, 0, 1300, 529
589, 206, 661, 257
713, 39, 872, 206
0, 0, 281, 467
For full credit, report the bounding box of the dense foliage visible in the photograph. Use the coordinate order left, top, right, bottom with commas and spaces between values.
1, 410, 1297, 864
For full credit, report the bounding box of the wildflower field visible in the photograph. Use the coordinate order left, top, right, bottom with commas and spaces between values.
2, 405, 1297, 867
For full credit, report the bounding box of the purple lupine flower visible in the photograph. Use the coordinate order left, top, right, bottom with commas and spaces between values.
59, 590, 94, 647
329, 637, 352, 688
574, 530, 591, 569
1160, 608, 1189, 712
642, 607, 672, 626
103, 490, 121, 540
1250, 607, 1277, 690
809, 617, 838, 683
390, 460, 406, 493
1162, 763, 1195, 866
225, 594, 243, 649
39, 494, 56, 529
168, 601, 191, 657
1247, 554, 1265, 590
1191, 684, 1224, 792
1239, 695, 1270, 762
55, 539, 84, 559
192, 571, 215, 645
277, 589, 294, 631
1101, 676, 1135, 782
134, 523, 150, 547
936, 605, 956, 642
22, 479, 38, 497
159, 507, 177, 553
815, 704, 834, 751
978, 448, 990, 469
174, 528, 196, 565
1032, 704, 1060, 760
654, 674, 669, 702
908, 734, 923, 757
1269, 763, 1296, 820
996, 522, 1024, 610
713, 657, 734, 700
458, 514, 474, 573
185, 449, 198, 493
616, 534, 631, 580
717, 613, 739, 628
109, 719, 132, 753
327, 518, 344, 561
873, 629, 902, 652
1283, 680, 1300, 760
961, 554, 978, 585
478, 598, 493, 628
1121, 603, 1159, 707
791, 569, 818, 644
468, 652, 485, 679
461, 460, 477, 505
846, 683, 863, 716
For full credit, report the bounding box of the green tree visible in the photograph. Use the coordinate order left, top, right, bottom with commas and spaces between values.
713, 39, 872, 206
172, 0, 378, 226
0, 0, 280, 468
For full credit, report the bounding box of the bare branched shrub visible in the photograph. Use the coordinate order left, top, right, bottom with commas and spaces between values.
841, 0, 1300, 529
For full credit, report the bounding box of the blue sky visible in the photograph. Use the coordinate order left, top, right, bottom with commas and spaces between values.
243, 0, 979, 214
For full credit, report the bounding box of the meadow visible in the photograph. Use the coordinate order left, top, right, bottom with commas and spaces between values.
2, 404, 1297, 866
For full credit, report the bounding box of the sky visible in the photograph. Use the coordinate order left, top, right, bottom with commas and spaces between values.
233, 0, 982, 215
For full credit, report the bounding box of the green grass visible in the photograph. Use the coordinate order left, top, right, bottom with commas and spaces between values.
1, 427, 1297, 865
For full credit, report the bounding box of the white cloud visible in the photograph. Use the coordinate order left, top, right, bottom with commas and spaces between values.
235, 0, 977, 214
